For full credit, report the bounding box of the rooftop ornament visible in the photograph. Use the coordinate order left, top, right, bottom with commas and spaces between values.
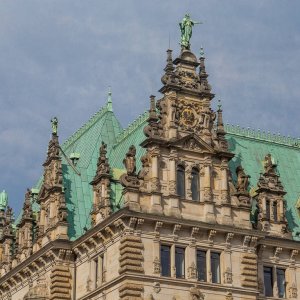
0, 190, 8, 211
51, 117, 58, 135
179, 14, 202, 50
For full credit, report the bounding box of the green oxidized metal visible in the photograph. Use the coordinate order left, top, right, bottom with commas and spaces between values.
0, 190, 8, 211
179, 14, 201, 49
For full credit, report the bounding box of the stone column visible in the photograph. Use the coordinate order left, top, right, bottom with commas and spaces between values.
187, 243, 197, 281
203, 163, 215, 223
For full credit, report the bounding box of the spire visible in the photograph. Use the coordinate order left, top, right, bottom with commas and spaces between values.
143, 95, 161, 138
20, 188, 33, 222
91, 141, 111, 184
107, 86, 113, 112
0, 190, 8, 211
161, 49, 175, 85
216, 100, 225, 135
199, 47, 211, 93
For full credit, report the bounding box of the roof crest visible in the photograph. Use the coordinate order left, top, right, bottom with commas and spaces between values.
62, 106, 109, 150
225, 124, 300, 149
114, 111, 148, 145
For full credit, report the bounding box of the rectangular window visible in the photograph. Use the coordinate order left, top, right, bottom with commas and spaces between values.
196, 250, 206, 281
266, 200, 271, 220
161, 245, 171, 277
93, 257, 99, 289
264, 266, 273, 297
175, 247, 185, 278
277, 268, 286, 298
211, 252, 220, 283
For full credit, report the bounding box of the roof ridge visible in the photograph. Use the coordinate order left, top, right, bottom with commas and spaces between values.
114, 111, 148, 145
62, 105, 109, 150
225, 123, 300, 149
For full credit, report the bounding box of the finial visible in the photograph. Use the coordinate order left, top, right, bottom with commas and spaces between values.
217, 99, 222, 111
200, 47, 205, 58
51, 117, 58, 135
107, 86, 113, 112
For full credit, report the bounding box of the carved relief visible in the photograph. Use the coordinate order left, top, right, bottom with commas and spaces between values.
189, 286, 205, 300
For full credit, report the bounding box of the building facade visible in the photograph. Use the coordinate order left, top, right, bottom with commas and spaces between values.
0, 19, 300, 300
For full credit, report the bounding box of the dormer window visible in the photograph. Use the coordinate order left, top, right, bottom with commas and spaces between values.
177, 164, 185, 198
191, 168, 200, 201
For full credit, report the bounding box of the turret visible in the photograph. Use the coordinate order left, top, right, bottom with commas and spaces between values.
34, 118, 68, 252
90, 142, 112, 225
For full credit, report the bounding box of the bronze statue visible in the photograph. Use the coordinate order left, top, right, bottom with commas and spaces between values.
51, 117, 58, 135
236, 166, 250, 193
179, 14, 201, 49
123, 145, 137, 176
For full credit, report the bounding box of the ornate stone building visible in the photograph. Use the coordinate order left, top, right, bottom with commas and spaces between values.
0, 17, 300, 300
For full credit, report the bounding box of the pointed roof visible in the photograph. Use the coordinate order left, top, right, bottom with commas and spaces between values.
31, 101, 122, 240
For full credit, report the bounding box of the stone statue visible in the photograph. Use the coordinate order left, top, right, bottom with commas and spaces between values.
123, 145, 137, 176
179, 14, 201, 49
264, 153, 276, 175
51, 117, 58, 135
236, 166, 250, 193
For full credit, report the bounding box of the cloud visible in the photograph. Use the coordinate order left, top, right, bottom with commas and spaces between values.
0, 0, 300, 213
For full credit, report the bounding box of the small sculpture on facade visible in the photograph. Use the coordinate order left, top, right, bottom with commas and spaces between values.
189, 285, 205, 300
120, 145, 140, 188
51, 117, 58, 135
263, 153, 277, 175
179, 14, 201, 49
123, 145, 137, 176
236, 166, 250, 193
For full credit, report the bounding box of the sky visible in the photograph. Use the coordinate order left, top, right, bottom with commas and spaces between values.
0, 0, 300, 214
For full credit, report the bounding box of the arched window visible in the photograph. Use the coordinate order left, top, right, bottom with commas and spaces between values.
177, 165, 185, 198
191, 168, 200, 201
273, 201, 278, 222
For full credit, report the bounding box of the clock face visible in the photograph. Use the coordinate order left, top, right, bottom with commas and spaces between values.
180, 108, 197, 128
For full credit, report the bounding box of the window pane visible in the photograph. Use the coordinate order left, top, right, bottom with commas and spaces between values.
161, 245, 171, 277
273, 202, 278, 222
277, 268, 285, 298
94, 258, 98, 288
266, 200, 270, 220
264, 266, 273, 297
175, 247, 185, 278
191, 168, 200, 201
211, 252, 220, 283
197, 250, 206, 281
177, 165, 185, 198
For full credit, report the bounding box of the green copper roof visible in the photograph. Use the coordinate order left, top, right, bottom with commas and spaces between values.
0, 190, 8, 211
28, 103, 300, 241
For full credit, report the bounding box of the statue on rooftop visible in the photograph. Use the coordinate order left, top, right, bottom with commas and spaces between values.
123, 145, 137, 176
51, 117, 58, 135
236, 166, 250, 193
179, 14, 201, 49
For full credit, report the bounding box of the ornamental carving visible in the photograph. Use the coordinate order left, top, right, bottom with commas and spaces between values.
189, 286, 205, 300
188, 262, 197, 279
223, 267, 233, 284
153, 257, 161, 274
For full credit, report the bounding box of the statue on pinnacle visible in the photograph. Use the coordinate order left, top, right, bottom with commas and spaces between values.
51, 117, 58, 135
179, 14, 201, 50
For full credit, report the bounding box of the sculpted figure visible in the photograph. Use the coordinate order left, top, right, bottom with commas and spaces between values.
51, 117, 58, 135
179, 14, 201, 49
236, 166, 250, 193
123, 145, 137, 176
264, 153, 276, 175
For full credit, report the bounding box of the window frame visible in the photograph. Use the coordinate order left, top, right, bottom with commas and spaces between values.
191, 167, 200, 201
210, 251, 221, 284
176, 164, 186, 198
175, 246, 186, 278
196, 249, 207, 282
160, 244, 171, 277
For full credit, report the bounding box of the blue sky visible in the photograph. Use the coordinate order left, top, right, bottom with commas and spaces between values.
0, 0, 300, 214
